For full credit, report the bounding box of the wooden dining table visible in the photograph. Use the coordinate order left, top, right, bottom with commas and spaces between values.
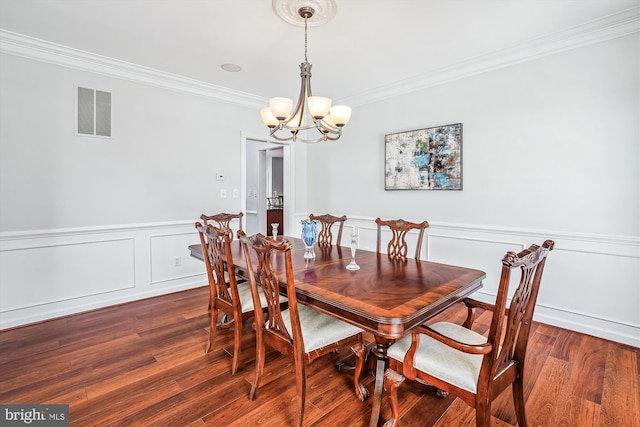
189, 236, 485, 427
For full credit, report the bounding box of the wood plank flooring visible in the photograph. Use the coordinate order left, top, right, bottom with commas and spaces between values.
1, 286, 638, 426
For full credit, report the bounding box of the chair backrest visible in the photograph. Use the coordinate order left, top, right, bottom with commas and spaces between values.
238, 231, 302, 349
195, 222, 240, 308
309, 213, 347, 247
483, 240, 554, 384
375, 217, 429, 260
200, 212, 244, 241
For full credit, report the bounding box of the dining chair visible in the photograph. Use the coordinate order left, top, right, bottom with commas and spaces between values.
375, 217, 429, 260
382, 240, 555, 427
238, 231, 369, 427
309, 213, 347, 247
200, 212, 245, 309
195, 222, 269, 374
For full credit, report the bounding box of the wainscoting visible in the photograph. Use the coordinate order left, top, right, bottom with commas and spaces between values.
1, 216, 638, 347
302, 214, 639, 348
0, 222, 207, 331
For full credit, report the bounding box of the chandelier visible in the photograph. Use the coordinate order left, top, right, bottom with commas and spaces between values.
260, 6, 351, 143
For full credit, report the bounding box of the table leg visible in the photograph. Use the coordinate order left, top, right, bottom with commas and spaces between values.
369, 338, 391, 427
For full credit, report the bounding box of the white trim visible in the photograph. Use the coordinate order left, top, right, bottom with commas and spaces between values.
0, 30, 265, 108
0, 220, 194, 241
338, 7, 640, 106
1, 282, 207, 330
240, 131, 296, 237
3, 217, 637, 249
2, 6, 638, 108
341, 214, 640, 247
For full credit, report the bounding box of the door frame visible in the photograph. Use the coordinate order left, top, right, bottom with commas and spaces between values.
240, 131, 295, 236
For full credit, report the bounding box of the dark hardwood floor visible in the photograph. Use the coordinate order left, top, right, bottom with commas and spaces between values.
1, 286, 638, 426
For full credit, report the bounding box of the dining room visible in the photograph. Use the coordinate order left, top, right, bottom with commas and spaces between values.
0, 0, 638, 426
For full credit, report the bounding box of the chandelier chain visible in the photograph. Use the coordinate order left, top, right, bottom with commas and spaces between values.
304, 14, 308, 63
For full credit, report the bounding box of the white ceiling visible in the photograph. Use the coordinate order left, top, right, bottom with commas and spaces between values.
1, 0, 638, 106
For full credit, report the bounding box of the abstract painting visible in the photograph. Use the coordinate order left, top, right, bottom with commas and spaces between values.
385, 123, 462, 190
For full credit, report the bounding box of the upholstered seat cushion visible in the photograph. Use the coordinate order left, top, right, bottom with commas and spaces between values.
387, 322, 487, 393
281, 305, 363, 353
235, 281, 284, 312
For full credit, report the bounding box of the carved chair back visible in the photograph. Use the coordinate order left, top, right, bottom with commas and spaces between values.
238, 231, 298, 353
196, 222, 239, 312
200, 212, 244, 241
375, 217, 429, 260
480, 239, 555, 385
309, 213, 347, 247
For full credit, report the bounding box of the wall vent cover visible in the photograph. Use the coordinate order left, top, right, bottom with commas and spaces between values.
76, 86, 111, 137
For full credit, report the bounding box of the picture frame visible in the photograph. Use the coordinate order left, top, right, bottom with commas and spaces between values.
385, 123, 462, 190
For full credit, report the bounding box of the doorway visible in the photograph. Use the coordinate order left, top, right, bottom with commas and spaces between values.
241, 132, 294, 236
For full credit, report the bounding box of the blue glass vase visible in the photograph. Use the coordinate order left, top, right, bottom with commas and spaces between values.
301, 219, 319, 259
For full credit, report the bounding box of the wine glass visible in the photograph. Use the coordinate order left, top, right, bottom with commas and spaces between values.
346, 233, 360, 271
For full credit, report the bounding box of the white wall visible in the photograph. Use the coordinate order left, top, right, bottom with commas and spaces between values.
305, 34, 640, 346
309, 35, 639, 237
0, 51, 265, 328
0, 54, 263, 231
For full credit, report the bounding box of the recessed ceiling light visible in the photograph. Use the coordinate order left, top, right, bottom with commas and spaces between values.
221, 63, 242, 72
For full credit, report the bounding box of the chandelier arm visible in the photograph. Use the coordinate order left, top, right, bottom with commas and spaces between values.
281, 62, 311, 127
293, 134, 329, 144
317, 120, 340, 134
272, 121, 341, 143
322, 133, 342, 142
270, 127, 295, 142
271, 130, 326, 144
283, 122, 321, 132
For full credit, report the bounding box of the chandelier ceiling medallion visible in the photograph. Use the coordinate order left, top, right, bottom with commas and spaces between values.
261, 0, 351, 143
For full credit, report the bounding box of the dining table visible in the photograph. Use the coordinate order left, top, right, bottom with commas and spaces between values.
189, 236, 485, 427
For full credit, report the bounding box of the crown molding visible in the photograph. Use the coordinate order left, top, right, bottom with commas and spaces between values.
1, 6, 638, 108
0, 29, 265, 108
340, 6, 640, 107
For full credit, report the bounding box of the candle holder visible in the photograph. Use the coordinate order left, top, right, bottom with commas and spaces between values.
346, 234, 360, 271
271, 223, 279, 240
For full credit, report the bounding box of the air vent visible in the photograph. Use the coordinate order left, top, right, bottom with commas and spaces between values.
76, 86, 111, 137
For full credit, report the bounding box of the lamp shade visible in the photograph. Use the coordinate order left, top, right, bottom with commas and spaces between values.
322, 114, 335, 127
269, 97, 293, 120
308, 96, 332, 119
260, 107, 279, 128
329, 106, 352, 126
